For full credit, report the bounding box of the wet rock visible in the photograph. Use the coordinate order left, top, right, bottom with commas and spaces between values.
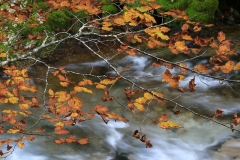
212, 138, 240, 160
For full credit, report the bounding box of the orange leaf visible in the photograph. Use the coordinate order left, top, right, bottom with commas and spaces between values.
221, 60, 235, 73
17, 141, 24, 149
159, 114, 168, 121
126, 48, 137, 56
181, 23, 189, 32
78, 138, 89, 145
133, 102, 145, 111
194, 64, 210, 73
60, 1, 70, 7
66, 135, 76, 143
217, 31, 225, 42
54, 138, 65, 145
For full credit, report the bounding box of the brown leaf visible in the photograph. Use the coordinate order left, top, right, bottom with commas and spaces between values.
178, 87, 184, 93
140, 134, 147, 142
174, 110, 181, 115
188, 77, 196, 92
145, 140, 153, 148
7, 145, 12, 151
215, 108, 223, 118
132, 130, 140, 139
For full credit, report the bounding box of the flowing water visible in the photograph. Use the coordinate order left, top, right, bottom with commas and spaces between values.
4, 30, 240, 160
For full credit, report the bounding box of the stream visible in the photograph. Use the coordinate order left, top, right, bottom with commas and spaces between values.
4, 30, 240, 160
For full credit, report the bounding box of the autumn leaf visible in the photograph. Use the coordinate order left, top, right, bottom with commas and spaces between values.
78, 138, 89, 145
158, 120, 182, 129
66, 135, 76, 143
19, 104, 29, 110
7, 129, 20, 134
100, 76, 120, 85
126, 48, 137, 56
181, 23, 189, 32
132, 130, 140, 139
114, 18, 125, 26
234, 62, 240, 70
9, 97, 19, 104
217, 31, 225, 42
74, 86, 93, 94
17, 141, 24, 149
221, 60, 235, 73
188, 77, 196, 92
0, 53, 6, 58
194, 64, 210, 73
55, 138, 65, 145
133, 102, 145, 111
215, 108, 223, 118
144, 92, 153, 100
137, 6, 152, 12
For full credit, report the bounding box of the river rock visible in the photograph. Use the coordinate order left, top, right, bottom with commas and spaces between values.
212, 138, 240, 159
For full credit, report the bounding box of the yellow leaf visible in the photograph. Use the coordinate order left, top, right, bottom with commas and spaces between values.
137, 6, 152, 12
135, 97, 147, 104
143, 13, 156, 23
19, 112, 28, 117
157, 32, 169, 40
7, 129, 20, 134
17, 141, 24, 149
234, 62, 240, 70
182, 34, 193, 40
48, 89, 54, 96
3, 110, 17, 115
95, 82, 106, 89
60, 81, 69, 87
134, 34, 142, 43
74, 86, 93, 94
70, 112, 78, 118
19, 104, 29, 110
144, 92, 153, 100
8, 97, 19, 104
100, 76, 120, 85
55, 122, 65, 127
0, 53, 6, 58
133, 103, 145, 111
102, 26, 113, 31
114, 18, 125, 25
158, 120, 182, 129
